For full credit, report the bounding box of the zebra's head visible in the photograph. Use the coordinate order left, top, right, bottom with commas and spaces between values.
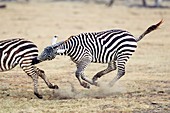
37, 43, 66, 62
38, 46, 56, 61
32, 45, 63, 65
34, 36, 66, 62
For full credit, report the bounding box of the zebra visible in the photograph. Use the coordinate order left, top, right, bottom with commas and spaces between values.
0, 38, 58, 99
32, 20, 162, 89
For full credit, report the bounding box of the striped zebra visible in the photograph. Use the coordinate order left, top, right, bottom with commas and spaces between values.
33, 20, 162, 88
0, 38, 58, 99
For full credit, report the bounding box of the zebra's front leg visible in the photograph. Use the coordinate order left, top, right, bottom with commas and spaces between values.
92, 61, 116, 85
23, 66, 43, 99
36, 68, 59, 89
28, 72, 43, 99
76, 57, 94, 88
75, 70, 90, 89
31, 74, 43, 99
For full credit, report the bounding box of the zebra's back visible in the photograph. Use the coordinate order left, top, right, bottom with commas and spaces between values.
0, 38, 38, 71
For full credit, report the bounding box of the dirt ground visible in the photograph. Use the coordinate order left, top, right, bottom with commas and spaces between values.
0, 1, 170, 113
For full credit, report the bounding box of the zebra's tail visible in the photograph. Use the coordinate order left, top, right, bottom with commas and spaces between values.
136, 19, 163, 42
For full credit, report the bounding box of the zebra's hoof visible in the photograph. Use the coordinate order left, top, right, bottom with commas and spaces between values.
92, 76, 98, 83
54, 85, 59, 89
37, 95, 43, 99
34, 92, 43, 99
82, 82, 90, 89
93, 81, 99, 87
49, 84, 59, 89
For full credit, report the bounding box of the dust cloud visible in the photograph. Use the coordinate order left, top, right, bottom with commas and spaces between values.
52, 81, 127, 99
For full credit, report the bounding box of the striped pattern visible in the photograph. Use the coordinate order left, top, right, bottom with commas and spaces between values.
0, 38, 38, 72
65, 30, 137, 63
0, 38, 58, 98
36, 20, 162, 88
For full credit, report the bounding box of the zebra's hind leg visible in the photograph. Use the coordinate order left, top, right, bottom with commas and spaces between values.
92, 61, 116, 85
108, 59, 126, 87
76, 57, 94, 89
36, 67, 59, 89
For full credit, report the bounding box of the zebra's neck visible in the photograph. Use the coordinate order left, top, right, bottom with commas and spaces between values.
53, 40, 71, 56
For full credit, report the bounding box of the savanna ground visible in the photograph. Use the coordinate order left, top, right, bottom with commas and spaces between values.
0, 1, 170, 113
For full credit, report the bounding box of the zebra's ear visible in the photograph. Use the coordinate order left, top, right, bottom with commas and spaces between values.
51, 36, 58, 45
56, 49, 66, 53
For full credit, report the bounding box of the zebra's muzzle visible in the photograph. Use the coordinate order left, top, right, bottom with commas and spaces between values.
38, 46, 56, 61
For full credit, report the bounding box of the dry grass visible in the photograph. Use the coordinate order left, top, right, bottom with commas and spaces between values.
0, 1, 170, 113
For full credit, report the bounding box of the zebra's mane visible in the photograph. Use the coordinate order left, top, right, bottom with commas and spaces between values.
64, 29, 130, 43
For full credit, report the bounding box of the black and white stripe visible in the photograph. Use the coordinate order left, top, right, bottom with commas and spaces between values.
66, 30, 137, 63
0, 38, 38, 71
36, 20, 162, 88
0, 38, 58, 98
